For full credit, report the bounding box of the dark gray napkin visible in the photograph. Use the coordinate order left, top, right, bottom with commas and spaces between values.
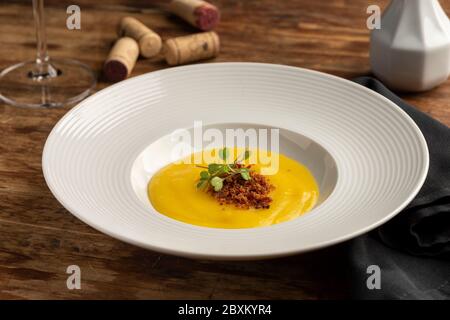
347, 77, 450, 300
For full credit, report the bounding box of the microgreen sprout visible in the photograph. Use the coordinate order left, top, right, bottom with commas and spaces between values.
196, 148, 252, 192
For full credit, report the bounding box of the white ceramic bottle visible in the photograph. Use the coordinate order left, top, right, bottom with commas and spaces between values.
370, 0, 450, 92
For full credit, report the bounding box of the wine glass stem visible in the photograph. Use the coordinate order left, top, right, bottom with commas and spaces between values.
32, 0, 49, 66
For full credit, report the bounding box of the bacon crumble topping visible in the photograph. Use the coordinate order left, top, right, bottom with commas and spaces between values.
208, 166, 274, 209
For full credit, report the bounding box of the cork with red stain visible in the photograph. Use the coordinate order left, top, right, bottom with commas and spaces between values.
168, 0, 220, 31
103, 37, 139, 82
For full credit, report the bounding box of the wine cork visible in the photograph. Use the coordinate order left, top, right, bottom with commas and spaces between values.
168, 0, 220, 31
118, 17, 162, 58
163, 31, 220, 66
104, 37, 139, 82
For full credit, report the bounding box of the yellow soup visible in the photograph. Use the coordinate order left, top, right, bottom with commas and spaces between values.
148, 149, 319, 229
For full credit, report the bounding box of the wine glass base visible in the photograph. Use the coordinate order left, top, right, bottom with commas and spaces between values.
0, 58, 96, 108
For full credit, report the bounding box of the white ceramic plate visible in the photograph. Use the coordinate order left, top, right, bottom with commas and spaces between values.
43, 63, 428, 260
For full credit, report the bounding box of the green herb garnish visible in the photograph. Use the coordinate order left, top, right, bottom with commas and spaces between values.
196, 148, 252, 192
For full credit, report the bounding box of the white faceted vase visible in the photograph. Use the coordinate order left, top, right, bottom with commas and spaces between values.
370, 0, 450, 92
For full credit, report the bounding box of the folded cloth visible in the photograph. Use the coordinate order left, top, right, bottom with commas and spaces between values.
347, 77, 450, 300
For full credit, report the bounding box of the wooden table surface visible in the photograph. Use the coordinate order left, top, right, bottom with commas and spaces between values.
1, 0, 449, 299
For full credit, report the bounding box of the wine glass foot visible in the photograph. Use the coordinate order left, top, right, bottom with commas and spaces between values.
0, 58, 96, 108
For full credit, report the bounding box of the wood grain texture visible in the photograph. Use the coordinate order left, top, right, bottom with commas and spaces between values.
0, 0, 449, 299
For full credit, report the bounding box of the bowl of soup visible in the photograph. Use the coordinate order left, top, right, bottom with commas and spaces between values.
43, 63, 428, 259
